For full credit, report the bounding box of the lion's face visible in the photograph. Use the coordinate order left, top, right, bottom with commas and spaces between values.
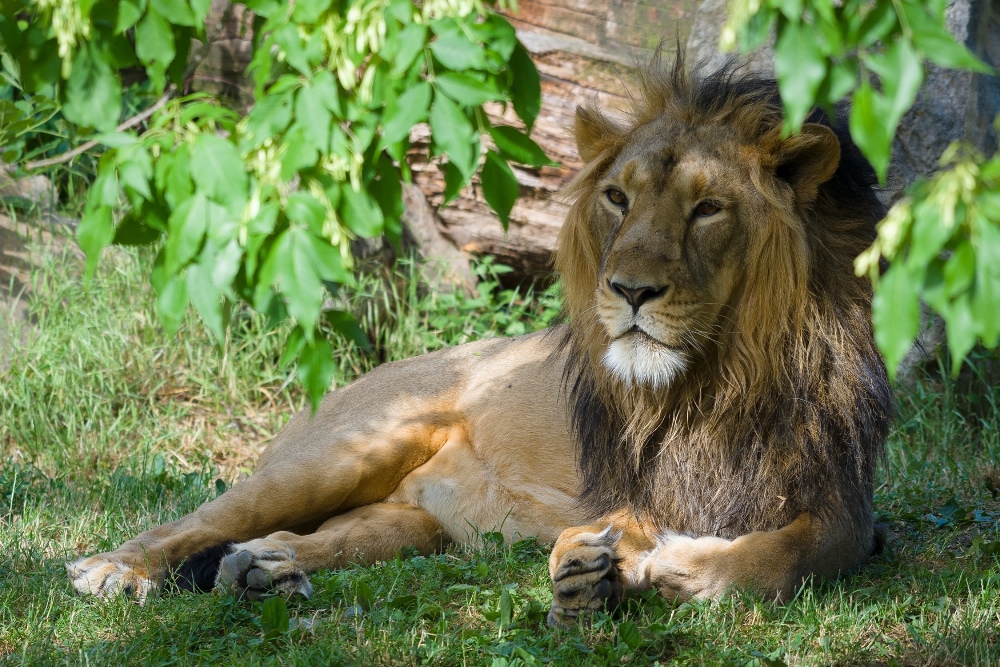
591, 120, 758, 388
561, 103, 841, 391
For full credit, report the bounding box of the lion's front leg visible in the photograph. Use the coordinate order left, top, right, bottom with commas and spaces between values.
633, 512, 869, 603
549, 512, 870, 623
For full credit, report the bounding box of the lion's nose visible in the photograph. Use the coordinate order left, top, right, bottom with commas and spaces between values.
608, 280, 667, 313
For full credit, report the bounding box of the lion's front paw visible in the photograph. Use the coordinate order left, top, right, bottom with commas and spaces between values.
67, 555, 155, 602
548, 534, 623, 626
216, 540, 313, 600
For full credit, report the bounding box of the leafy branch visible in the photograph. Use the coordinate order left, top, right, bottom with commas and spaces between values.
1, 0, 554, 407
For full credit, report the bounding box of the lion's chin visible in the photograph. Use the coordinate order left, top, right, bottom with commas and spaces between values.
602, 334, 689, 390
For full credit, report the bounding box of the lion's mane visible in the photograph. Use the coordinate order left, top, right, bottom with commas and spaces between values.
555, 55, 894, 540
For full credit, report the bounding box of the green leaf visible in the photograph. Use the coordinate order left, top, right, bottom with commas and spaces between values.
244, 91, 294, 146
429, 94, 476, 178
498, 588, 513, 629
291, 0, 331, 23
135, 7, 176, 70
78, 205, 114, 275
617, 620, 643, 650
944, 294, 977, 375
434, 72, 501, 107
155, 273, 188, 334
863, 39, 923, 129
266, 228, 345, 333
369, 155, 403, 247
166, 191, 209, 272
849, 82, 892, 183
508, 43, 541, 131
853, 0, 898, 47
151, 0, 197, 26
295, 82, 332, 154
286, 191, 327, 236
119, 166, 151, 206
873, 264, 920, 379
901, 3, 994, 73
272, 23, 310, 75
164, 145, 193, 208
63, 45, 122, 131
191, 133, 248, 205
481, 150, 519, 229
943, 241, 975, 297
774, 19, 827, 133
391, 23, 427, 77
90, 165, 121, 207
185, 241, 237, 341
478, 14, 517, 61
442, 161, 465, 205
281, 124, 320, 178
815, 57, 856, 105
973, 216, 1000, 346
311, 69, 342, 116
340, 187, 385, 238
115, 0, 147, 33
325, 310, 371, 351
297, 335, 334, 412
909, 196, 953, 266
774, 0, 803, 20
261, 596, 290, 641
429, 27, 488, 70
488, 126, 555, 167
382, 82, 432, 147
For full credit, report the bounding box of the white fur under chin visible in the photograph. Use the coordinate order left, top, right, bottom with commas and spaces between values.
602, 336, 689, 390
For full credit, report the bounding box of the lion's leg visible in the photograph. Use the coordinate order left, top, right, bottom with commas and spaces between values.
548, 512, 870, 625
631, 512, 867, 602
207, 502, 450, 599
68, 418, 459, 601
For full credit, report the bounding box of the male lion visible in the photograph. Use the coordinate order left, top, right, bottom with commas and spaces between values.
68, 56, 893, 625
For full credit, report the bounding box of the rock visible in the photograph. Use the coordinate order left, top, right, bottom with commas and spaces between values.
0, 166, 57, 209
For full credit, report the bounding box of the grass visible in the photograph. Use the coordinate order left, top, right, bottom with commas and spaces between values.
1, 234, 1000, 666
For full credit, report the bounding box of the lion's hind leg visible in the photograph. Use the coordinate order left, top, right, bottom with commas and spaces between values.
199, 502, 451, 600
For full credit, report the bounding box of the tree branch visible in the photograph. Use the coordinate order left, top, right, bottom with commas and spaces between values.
23, 84, 177, 172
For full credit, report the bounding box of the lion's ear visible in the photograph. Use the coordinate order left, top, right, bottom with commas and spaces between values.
775, 123, 841, 206
575, 105, 625, 164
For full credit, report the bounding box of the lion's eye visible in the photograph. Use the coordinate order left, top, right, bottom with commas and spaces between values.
606, 188, 628, 209
694, 201, 722, 217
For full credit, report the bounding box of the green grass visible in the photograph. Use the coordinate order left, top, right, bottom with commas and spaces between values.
2, 237, 1000, 666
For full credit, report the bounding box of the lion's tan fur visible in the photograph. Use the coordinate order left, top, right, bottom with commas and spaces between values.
68, 56, 891, 620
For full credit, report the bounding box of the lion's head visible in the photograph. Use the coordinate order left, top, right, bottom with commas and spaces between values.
556, 55, 893, 534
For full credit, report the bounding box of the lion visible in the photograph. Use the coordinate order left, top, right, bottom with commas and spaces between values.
67, 55, 893, 626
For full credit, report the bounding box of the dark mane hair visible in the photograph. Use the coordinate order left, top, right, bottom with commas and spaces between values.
555, 54, 893, 537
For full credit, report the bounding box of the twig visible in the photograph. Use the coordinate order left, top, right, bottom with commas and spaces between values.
23, 84, 177, 172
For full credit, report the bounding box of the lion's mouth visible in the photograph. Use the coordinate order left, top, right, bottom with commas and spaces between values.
624, 325, 686, 352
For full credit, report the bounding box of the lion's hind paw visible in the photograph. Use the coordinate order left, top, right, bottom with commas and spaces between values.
216, 540, 313, 600
66, 555, 155, 602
